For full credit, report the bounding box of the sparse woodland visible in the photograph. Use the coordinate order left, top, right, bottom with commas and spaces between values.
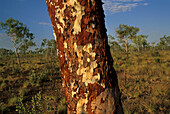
0, 16, 170, 114
0, 30, 169, 113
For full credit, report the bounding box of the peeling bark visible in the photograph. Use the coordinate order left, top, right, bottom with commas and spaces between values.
46, 0, 124, 113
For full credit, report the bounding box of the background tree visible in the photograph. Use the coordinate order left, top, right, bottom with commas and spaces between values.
41, 39, 56, 57
116, 24, 139, 59
46, 0, 123, 113
38, 47, 44, 54
41, 38, 48, 57
128, 44, 137, 52
108, 34, 122, 52
19, 39, 36, 54
156, 35, 170, 50
131, 35, 148, 52
151, 42, 155, 48
0, 48, 14, 57
41, 38, 47, 47
47, 39, 56, 57
0, 17, 35, 66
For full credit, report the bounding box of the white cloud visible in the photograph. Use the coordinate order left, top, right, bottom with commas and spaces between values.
103, 0, 148, 14
38, 22, 52, 26
143, 3, 149, 6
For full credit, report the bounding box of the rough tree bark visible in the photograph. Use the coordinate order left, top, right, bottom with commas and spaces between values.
46, 0, 124, 113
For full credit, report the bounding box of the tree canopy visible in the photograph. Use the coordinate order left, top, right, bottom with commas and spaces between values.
0, 17, 35, 65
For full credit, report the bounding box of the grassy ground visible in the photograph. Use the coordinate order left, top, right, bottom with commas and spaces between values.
112, 50, 170, 113
0, 55, 66, 114
0, 50, 169, 113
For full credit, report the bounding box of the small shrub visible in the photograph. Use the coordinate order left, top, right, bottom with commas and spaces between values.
32, 91, 44, 113
57, 97, 67, 114
39, 71, 48, 82
29, 70, 38, 85
16, 96, 27, 114
44, 96, 56, 113
0, 104, 6, 114
0, 82, 6, 90
23, 81, 30, 88
154, 58, 161, 63
151, 51, 160, 57
8, 86, 14, 96
136, 58, 142, 65
0, 76, 3, 82
12, 66, 20, 74
16, 91, 43, 114
8, 96, 18, 106
45, 63, 52, 69
18, 88, 27, 97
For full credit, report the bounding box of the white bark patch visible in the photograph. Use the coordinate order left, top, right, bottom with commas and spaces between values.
87, 58, 90, 62
68, 61, 72, 72
54, 0, 85, 35
64, 41, 67, 49
74, 43, 100, 87
76, 91, 89, 114
76, 99, 87, 114
71, 81, 79, 98
53, 33, 57, 41
54, 3, 66, 33
69, 0, 85, 35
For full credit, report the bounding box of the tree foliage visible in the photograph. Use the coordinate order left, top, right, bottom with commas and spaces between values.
0, 17, 35, 65
116, 24, 139, 58
108, 34, 122, 51
0, 48, 14, 57
41, 38, 56, 57
19, 39, 36, 54
131, 35, 148, 52
156, 35, 170, 50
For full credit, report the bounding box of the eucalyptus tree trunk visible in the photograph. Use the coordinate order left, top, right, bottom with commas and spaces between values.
14, 45, 21, 66
137, 44, 140, 52
46, 0, 123, 113
124, 39, 128, 60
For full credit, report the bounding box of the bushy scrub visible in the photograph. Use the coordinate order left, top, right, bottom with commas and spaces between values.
151, 51, 160, 57
12, 66, 20, 74
8, 97, 18, 106
29, 70, 38, 85
57, 97, 67, 114
116, 50, 170, 113
0, 82, 6, 90
154, 57, 161, 63
16, 91, 44, 114
39, 70, 49, 82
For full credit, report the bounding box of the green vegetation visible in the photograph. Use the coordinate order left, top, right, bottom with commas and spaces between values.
0, 54, 63, 113
0, 17, 35, 66
112, 50, 169, 113
115, 24, 140, 58
0, 22, 169, 113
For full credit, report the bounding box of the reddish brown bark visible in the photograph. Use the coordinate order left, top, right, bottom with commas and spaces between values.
46, 0, 123, 113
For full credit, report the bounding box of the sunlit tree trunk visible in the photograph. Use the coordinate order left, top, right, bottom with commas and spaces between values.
137, 44, 140, 52
125, 39, 128, 60
14, 45, 20, 66
46, 0, 124, 113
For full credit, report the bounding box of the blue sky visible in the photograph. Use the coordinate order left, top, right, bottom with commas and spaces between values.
0, 0, 170, 50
